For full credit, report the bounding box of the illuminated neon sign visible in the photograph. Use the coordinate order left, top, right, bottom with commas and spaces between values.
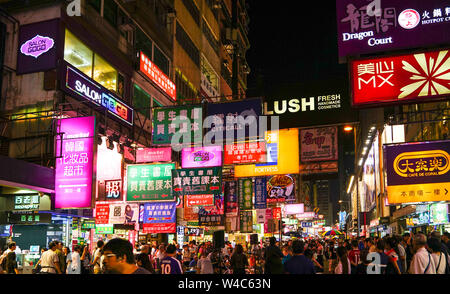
140, 51, 176, 101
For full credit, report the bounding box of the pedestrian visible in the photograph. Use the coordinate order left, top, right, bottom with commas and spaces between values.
335, 246, 351, 274
80, 245, 92, 274
409, 233, 436, 274
283, 240, 315, 274
102, 238, 151, 274
442, 233, 450, 251
356, 249, 370, 274
401, 232, 414, 271
281, 245, 292, 265
395, 235, 407, 274
67, 245, 81, 274
64, 246, 72, 274
55, 241, 66, 274
5, 251, 19, 274
427, 237, 447, 274
230, 244, 248, 274
305, 248, 323, 272
182, 244, 192, 269
348, 239, 360, 274
35, 241, 62, 274
384, 237, 402, 274
374, 239, 389, 274
160, 244, 183, 274
197, 251, 214, 274
264, 237, 283, 274
135, 245, 155, 274
0, 242, 17, 272
327, 240, 338, 274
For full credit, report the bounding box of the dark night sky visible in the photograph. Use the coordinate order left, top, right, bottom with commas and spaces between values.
246, 1, 348, 97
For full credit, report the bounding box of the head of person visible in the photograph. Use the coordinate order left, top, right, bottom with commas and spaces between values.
73, 245, 81, 253
291, 240, 305, 255
413, 233, 427, 251
443, 232, 450, 243
97, 240, 105, 249
235, 244, 244, 255
430, 231, 441, 240
8, 242, 16, 251
140, 245, 150, 254
427, 237, 441, 253
282, 246, 290, 256
336, 246, 348, 259
304, 249, 313, 259
165, 244, 177, 257
48, 241, 58, 251
402, 232, 411, 242
351, 239, 358, 249
102, 238, 135, 273
376, 239, 385, 252
63, 246, 70, 255
125, 205, 131, 212
385, 237, 397, 250
269, 237, 276, 246
360, 249, 370, 265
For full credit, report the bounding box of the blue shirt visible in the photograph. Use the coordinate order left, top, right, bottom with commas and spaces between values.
283, 255, 316, 274
282, 254, 292, 265
161, 256, 183, 274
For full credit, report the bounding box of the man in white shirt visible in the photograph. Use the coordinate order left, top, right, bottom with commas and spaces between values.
91, 240, 105, 274
38, 241, 62, 274
409, 233, 436, 274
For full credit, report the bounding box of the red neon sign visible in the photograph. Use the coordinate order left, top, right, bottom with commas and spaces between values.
351, 49, 450, 107
140, 51, 176, 101
224, 142, 267, 165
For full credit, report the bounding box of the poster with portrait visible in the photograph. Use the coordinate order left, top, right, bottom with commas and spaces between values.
267, 174, 296, 204
108, 203, 139, 225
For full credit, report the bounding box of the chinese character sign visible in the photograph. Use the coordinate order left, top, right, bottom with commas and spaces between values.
126, 163, 175, 201
181, 145, 222, 168
140, 52, 176, 101
385, 140, 450, 204
172, 167, 222, 197
239, 178, 253, 210
143, 202, 176, 224
224, 142, 267, 164
300, 127, 338, 162
267, 175, 296, 204
185, 194, 215, 207
225, 181, 238, 216
239, 210, 253, 233
105, 180, 122, 201
254, 177, 267, 209
14, 194, 40, 210
351, 49, 450, 107
337, 0, 450, 57
95, 203, 110, 224
55, 116, 95, 209
152, 105, 203, 145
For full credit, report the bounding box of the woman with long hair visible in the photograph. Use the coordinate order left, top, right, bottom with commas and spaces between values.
335, 246, 351, 274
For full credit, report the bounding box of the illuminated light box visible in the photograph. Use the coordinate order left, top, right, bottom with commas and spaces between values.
136, 147, 172, 163
140, 51, 176, 101
96, 137, 123, 181
282, 203, 305, 215
181, 145, 222, 168
55, 116, 95, 209
224, 142, 267, 165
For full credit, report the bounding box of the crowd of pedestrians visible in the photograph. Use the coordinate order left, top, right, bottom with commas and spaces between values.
1, 231, 449, 274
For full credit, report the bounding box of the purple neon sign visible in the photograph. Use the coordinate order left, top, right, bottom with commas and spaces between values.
20, 35, 55, 58
181, 146, 222, 168
55, 116, 95, 209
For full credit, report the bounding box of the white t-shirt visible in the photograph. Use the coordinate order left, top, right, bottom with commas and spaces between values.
197, 257, 214, 274
93, 248, 102, 272
432, 252, 447, 274
40, 250, 59, 273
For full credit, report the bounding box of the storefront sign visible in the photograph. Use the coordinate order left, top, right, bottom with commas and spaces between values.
267, 175, 296, 204
14, 194, 40, 210
337, 0, 450, 58
105, 180, 122, 200
272, 207, 282, 219
256, 209, 266, 224
206, 98, 262, 143
239, 210, 253, 233
142, 223, 176, 234
95, 224, 114, 234
140, 51, 176, 101
185, 194, 215, 207
300, 127, 338, 162
225, 181, 238, 216
126, 163, 175, 201
235, 129, 300, 177
283, 204, 305, 215
64, 65, 133, 125
55, 116, 95, 209
8, 212, 52, 224
238, 178, 253, 210
385, 140, 450, 204
224, 142, 266, 164
254, 178, 267, 209
199, 213, 224, 226
183, 206, 200, 221
181, 146, 222, 168
351, 49, 450, 107
295, 212, 316, 219
17, 19, 59, 74
152, 105, 203, 145
264, 208, 273, 233
142, 202, 176, 225
136, 147, 172, 163
96, 137, 123, 181
81, 219, 96, 230
172, 167, 222, 197
184, 227, 203, 236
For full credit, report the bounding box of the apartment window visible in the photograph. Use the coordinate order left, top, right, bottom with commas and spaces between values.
176, 22, 200, 66
153, 46, 169, 76
136, 28, 153, 63
64, 29, 119, 94
181, 0, 200, 26
133, 84, 151, 117
103, 0, 118, 28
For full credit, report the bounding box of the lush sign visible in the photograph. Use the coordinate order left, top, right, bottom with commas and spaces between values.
55, 116, 95, 209
385, 140, 450, 204
337, 0, 450, 58
351, 49, 450, 107
126, 164, 175, 201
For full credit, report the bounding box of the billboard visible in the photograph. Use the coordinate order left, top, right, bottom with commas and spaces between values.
136, 147, 172, 163
172, 167, 222, 197
55, 116, 95, 209
267, 175, 296, 204
254, 177, 267, 209
181, 145, 222, 168
224, 142, 267, 165
282, 204, 305, 216
142, 202, 177, 234
140, 51, 176, 101
238, 178, 253, 210
300, 126, 338, 162
336, 0, 450, 58
385, 140, 450, 204
351, 49, 450, 107
224, 181, 238, 216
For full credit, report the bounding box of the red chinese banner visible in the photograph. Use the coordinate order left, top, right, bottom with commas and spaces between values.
142, 223, 176, 234
140, 51, 176, 101
224, 142, 267, 164
351, 49, 450, 107
273, 207, 282, 219
95, 204, 110, 224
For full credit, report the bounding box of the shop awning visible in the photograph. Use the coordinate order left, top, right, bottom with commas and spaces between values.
0, 155, 55, 193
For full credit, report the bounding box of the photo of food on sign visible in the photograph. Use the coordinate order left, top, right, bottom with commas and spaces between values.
267, 175, 295, 203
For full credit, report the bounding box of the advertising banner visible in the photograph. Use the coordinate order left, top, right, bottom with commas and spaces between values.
254, 177, 267, 209
224, 181, 238, 216
199, 212, 224, 226
224, 142, 267, 165
105, 180, 122, 201
143, 223, 176, 234
95, 203, 110, 224
183, 206, 200, 221
206, 98, 262, 143
108, 203, 139, 225
17, 19, 59, 75
152, 105, 203, 145
430, 203, 449, 224
282, 204, 305, 216
256, 209, 266, 224
181, 145, 222, 168
142, 202, 176, 229
336, 0, 450, 58
140, 51, 176, 101
385, 140, 450, 204
95, 224, 114, 234
184, 227, 204, 236
264, 208, 273, 233
362, 141, 377, 211
136, 147, 172, 163
185, 194, 215, 207
272, 207, 282, 219
238, 178, 253, 210
351, 49, 450, 107
126, 163, 175, 201
239, 210, 253, 233
172, 167, 222, 196
300, 127, 338, 162
267, 175, 296, 204
55, 116, 95, 209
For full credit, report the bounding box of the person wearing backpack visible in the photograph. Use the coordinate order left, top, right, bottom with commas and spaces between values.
427, 237, 448, 274
409, 233, 436, 274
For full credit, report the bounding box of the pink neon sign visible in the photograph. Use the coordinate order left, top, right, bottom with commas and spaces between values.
181, 146, 222, 168
55, 116, 95, 209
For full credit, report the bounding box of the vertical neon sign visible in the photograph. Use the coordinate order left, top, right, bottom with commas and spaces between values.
55, 116, 95, 209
